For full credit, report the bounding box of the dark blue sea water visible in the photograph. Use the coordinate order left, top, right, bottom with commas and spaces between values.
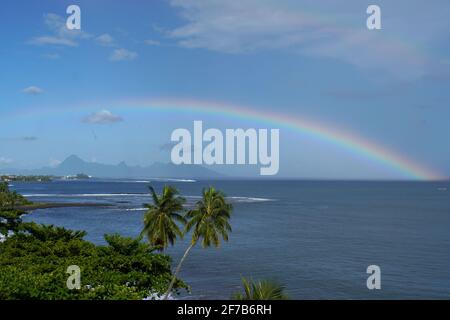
11, 179, 450, 299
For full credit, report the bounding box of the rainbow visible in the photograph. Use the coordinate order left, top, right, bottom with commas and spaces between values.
120, 98, 442, 180
3, 97, 444, 180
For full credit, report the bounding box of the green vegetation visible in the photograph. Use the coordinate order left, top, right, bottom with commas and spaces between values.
1, 183, 289, 300
0, 224, 186, 299
0, 174, 92, 182
0, 181, 105, 211
140, 185, 290, 300
141, 186, 186, 251
0, 182, 32, 210
0, 175, 53, 182
0, 182, 186, 300
141, 185, 233, 299
0, 182, 32, 235
232, 277, 289, 300
164, 187, 233, 298
0, 209, 26, 236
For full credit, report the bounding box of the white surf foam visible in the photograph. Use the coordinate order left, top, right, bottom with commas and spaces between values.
185, 195, 275, 203
149, 178, 196, 183
229, 196, 276, 202
23, 193, 276, 203
23, 193, 147, 197
107, 179, 196, 183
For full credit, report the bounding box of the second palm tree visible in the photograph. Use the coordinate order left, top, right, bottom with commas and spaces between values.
163, 186, 233, 299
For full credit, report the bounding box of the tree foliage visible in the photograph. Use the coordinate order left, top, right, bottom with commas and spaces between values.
0, 224, 187, 299
141, 186, 186, 251
185, 187, 233, 247
0, 182, 32, 210
232, 277, 289, 300
163, 186, 233, 298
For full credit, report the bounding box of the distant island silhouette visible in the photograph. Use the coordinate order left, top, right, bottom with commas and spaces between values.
0, 155, 222, 179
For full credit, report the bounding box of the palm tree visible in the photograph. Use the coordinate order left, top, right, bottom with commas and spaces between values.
232, 277, 289, 300
141, 186, 186, 251
0, 182, 10, 209
163, 186, 233, 299
0, 182, 9, 194
8, 191, 19, 210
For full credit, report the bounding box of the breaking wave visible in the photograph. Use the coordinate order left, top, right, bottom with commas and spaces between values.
23, 193, 147, 197
112, 179, 196, 183
23, 193, 276, 203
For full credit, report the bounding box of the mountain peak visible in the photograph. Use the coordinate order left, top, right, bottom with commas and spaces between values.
20, 154, 221, 178
60, 155, 85, 166
58, 155, 86, 169
118, 161, 128, 167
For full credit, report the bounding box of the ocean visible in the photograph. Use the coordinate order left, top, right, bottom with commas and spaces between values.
12, 179, 450, 299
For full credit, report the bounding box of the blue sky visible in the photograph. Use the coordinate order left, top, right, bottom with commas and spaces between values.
0, 0, 449, 179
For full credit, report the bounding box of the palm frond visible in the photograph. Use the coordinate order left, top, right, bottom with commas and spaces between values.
140, 185, 187, 250
232, 277, 289, 300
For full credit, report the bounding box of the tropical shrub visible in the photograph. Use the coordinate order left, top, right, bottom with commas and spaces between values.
0, 224, 187, 299
232, 277, 289, 300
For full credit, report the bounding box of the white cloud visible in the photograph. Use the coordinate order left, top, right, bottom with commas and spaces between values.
29, 13, 141, 62
22, 86, 44, 95
41, 53, 61, 59
83, 110, 123, 124
0, 157, 13, 165
95, 33, 115, 46
49, 159, 62, 167
109, 48, 138, 61
21, 136, 38, 141
144, 39, 161, 46
29, 36, 77, 47
28, 13, 91, 47
168, 0, 318, 53
0, 136, 38, 142
166, 0, 432, 78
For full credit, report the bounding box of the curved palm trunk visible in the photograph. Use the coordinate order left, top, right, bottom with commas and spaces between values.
163, 241, 195, 300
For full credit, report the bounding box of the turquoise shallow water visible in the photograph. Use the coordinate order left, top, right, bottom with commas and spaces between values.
15, 179, 450, 299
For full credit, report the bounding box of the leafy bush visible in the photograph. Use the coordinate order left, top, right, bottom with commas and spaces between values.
0, 209, 26, 234
0, 182, 32, 209
232, 277, 289, 300
0, 224, 187, 300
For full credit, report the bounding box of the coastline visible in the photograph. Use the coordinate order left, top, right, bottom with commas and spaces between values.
16, 202, 113, 211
